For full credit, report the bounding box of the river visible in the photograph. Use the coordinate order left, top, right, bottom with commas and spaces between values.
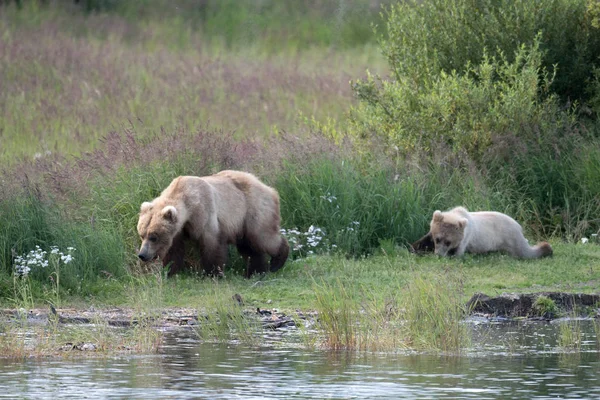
0, 319, 599, 399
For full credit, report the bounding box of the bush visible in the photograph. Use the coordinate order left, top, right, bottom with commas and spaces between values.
345, 0, 600, 240
380, 0, 600, 107
350, 37, 561, 161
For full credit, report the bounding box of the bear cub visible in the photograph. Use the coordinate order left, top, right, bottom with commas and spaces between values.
430, 206, 553, 259
137, 170, 289, 277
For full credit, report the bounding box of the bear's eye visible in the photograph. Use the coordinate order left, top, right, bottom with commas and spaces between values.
148, 234, 158, 243
435, 237, 441, 244
444, 240, 451, 247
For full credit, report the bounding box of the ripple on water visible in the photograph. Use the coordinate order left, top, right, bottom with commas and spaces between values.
0, 321, 599, 399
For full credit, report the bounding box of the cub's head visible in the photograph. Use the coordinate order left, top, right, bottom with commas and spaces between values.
137, 202, 179, 262
430, 210, 467, 256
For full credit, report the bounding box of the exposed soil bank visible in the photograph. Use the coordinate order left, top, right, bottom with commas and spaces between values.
2, 291, 598, 331
467, 292, 600, 319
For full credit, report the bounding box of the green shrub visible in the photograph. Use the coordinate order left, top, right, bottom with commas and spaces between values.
346, 0, 600, 240
380, 0, 600, 106
488, 135, 600, 239
350, 37, 562, 161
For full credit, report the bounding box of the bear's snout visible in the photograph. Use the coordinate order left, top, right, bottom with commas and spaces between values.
138, 252, 150, 262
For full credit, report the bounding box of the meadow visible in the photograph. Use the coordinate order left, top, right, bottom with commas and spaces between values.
1, 0, 600, 355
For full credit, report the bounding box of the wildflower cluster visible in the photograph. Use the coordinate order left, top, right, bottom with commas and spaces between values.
50, 246, 76, 264
344, 221, 360, 232
320, 192, 338, 203
280, 225, 333, 258
13, 246, 47, 277
581, 234, 598, 244
13, 245, 75, 277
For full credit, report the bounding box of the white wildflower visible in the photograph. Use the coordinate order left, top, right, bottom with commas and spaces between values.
13, 245, 76, 276
319, 192, 337, 203
581, 237, 589, 244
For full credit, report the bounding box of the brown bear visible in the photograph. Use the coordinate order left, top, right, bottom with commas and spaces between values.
428, 206, 553, 259
137, 170, 289, 277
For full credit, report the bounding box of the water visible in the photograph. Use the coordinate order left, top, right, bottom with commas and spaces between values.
0, 320, 599, 399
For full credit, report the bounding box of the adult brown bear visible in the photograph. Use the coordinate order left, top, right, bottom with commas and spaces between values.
137, 170, 289, 277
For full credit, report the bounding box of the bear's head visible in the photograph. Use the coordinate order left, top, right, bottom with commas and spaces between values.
137, 202, 179, 262
430, 210, 467, 256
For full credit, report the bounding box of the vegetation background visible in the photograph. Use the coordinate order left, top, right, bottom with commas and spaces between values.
1, 0, 599, 320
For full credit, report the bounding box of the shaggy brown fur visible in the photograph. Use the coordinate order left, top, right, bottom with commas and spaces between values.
137, 170, 289, 277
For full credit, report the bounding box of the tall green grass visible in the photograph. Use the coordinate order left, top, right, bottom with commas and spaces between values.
311, 270, 470, 352
194, 282, 261, 346
68, 0, 387, 51
275, 156, 509, 257
0, 2, 387, 164
1, 128, 574, 297
402, 273, 470, 352
0, 190, 126, 300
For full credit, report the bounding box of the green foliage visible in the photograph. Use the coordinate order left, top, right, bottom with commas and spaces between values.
275, 156, 497, 257
558, 315, 583, 351
193, 282, 261, 346
533, 295, 558, 317
380, 0, 600, 106
0, 188, 128, 300
350, 37, 561, 160
312, 276, 406, 351
10, 0, 387, 51
402, 272, 470, 352
347, 0, 600, 239
489, 136, 600, 238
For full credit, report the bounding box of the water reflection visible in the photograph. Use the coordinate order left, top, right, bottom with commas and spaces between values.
0, 321, 599, 399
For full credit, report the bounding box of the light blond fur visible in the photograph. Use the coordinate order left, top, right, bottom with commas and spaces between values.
430, 206, 553, 259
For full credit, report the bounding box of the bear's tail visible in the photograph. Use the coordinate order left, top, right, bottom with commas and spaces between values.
532, 241, 553, 258
519, 241, 553, 259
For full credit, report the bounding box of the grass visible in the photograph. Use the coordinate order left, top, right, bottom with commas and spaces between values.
1, 241, 599, 356
2, 2, 600, 357
0, 1, 388, 164
533, 295, 559, 318
0, 311, 162, 358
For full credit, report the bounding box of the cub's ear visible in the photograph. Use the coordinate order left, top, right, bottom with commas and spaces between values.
457, 218, 468, 229
432, 210, 443, 222
140, 202, 153, 213
161, 205, 178, 222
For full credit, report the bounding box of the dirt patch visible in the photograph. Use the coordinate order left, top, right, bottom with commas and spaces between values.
467, 292, 600, 319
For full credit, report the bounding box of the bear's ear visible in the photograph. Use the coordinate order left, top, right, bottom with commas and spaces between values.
140, 202, 153, 213
161, 205, 178, 223
433, 210, 443, 222
457, 218, 468, 229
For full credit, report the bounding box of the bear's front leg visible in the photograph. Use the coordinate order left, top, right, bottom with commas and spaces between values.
453, 244, 467, 257
236, 240, 268, 277
200, 237, 228, 277
163, 232, 185, 276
